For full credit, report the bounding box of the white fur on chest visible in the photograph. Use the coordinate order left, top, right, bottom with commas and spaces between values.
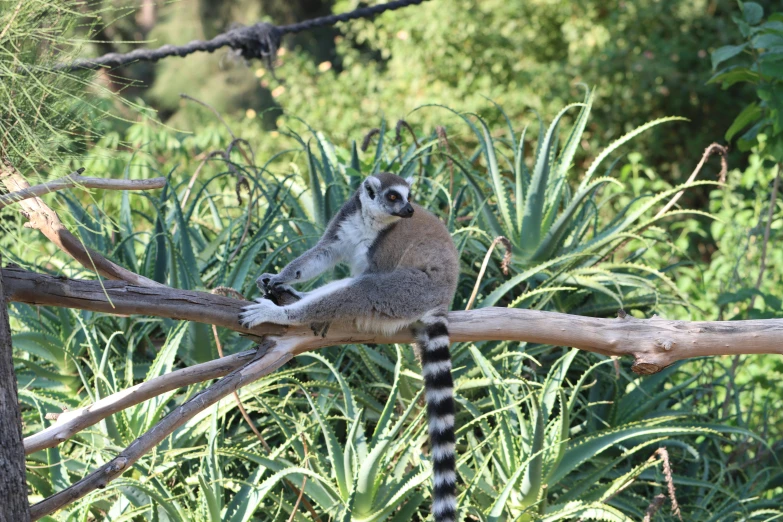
337, 212, 380, 275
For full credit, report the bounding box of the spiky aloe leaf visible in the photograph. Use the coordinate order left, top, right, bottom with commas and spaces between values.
521, 103, 586, 255
578, 117, 688, 192
531, 176, 623, 262
557, 437, 669, 504
478, 117, 516, 237
554, 89, 595, 182
221, 445, 340, 516
515, 124, 530, 232
540, 501, 632, 521
299, 383, 350, 500
572, 181, 717, 256
549, 418, 716, 484
358, 470, 429, 522
450, 151, 506, 240
481, 252, 588, 307
470, 346, 516, 474
541, 349, 578, 419
486, 456, 530, 522
508, 286, 578, 308
110, 478, 189, 521
299, 353, 357, 419
228, 467, 333, 522
355, 347, 414, 516
168, 185, 200, 290
519, 396, 545, 510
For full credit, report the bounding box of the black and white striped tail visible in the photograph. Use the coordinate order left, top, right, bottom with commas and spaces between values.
417, 312, 456, 522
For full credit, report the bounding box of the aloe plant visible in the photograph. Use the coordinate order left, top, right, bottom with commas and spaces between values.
428, 90, 711, 314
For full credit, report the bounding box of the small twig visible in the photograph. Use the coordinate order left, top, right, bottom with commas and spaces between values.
288, 474, 309, 522
360, 128, 380, 152
750, 169, 780, 309
395, 119, 420, 149
0, 0, 23, 41
210, 287, 271, 450
725, 169, 780, 415
286, 434, 320, 522
0, 160, 165, 288
654, 143, 728, 220
600, 143, 728, 264
649, 447, 681, 520
465, 236, 512, 310
436, 126, 454, 200
642, 494, 666, 522
395, 119, 423, 178
180, 94, 236, 140
180, 152, 219, 209
178, 96, 256, 261
0, 169, 166, 210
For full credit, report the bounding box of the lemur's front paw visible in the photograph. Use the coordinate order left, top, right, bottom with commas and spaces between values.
239, 298, 287, 328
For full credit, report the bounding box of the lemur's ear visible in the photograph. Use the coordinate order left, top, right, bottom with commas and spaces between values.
364, 176, 381, 199
404, 176, 415, 187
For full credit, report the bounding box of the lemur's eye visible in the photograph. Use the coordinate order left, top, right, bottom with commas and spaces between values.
387, 193, 398, 201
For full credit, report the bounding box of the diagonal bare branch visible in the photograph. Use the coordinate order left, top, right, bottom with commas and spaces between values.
0, 161, 165, 288
23, 348, 259, 455
28, 338, 298, 520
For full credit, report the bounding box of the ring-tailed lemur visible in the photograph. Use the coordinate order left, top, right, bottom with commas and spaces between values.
239, 172, 459, 522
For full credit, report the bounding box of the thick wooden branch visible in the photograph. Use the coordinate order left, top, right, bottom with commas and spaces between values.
0, 168, 166, 209
29, 338, 298, 520
0, 162, 165, 288
5, 266, 783, 374
3, 267, 283, 337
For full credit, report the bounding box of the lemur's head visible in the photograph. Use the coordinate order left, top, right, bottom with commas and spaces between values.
361, 173, 414, 221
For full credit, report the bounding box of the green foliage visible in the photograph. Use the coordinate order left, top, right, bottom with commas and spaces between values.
83, 0, 751, 184
710, 1, 783, 159
0, 1, 139, 176
4, 3, 783, 518
7, 97, 782, 519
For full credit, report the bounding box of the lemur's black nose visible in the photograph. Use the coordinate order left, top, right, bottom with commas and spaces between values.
401, 203, 414, 217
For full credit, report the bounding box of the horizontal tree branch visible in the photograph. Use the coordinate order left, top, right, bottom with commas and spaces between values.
0, 168, 166, 210
5, 266, 783, 374
0, 163, 165, 288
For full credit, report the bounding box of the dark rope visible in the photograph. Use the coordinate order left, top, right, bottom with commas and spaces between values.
58, 0, 429, 72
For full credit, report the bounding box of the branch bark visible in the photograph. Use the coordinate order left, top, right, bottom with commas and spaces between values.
0, 262, 30, 521
0, 168, 166, 209
0, 161, 165, 288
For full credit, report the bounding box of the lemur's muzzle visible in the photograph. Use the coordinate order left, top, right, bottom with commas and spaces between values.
393, 203, 414, 218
